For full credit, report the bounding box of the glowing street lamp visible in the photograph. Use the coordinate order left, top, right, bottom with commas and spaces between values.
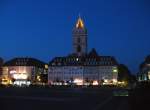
112, 79, 117, 84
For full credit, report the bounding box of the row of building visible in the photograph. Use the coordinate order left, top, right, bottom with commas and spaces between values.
0, 53, 118, 86
0, 16, 120, 86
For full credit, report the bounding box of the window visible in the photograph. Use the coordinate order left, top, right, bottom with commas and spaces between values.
77, 45, 81, 52
77, 38, 81, 43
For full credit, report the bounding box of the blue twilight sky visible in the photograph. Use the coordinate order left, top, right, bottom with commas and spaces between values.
0, 0, 150, 73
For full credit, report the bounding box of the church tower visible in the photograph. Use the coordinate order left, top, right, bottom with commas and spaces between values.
73, 16, 87, 56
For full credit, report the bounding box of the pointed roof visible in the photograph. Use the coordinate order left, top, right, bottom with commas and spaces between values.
88, 48, 99, 57
76, 16, 84, 29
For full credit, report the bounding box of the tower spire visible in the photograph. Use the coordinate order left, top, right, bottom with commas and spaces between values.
76, 14, 84, 29
73, 15, 87, 56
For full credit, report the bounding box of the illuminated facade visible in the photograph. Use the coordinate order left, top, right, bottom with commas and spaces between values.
48, 17, 119, 85
48, 51, 118, 85
3, 57, 47, 85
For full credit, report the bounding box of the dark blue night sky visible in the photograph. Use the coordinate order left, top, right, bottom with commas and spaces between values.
0, 0, 150, 73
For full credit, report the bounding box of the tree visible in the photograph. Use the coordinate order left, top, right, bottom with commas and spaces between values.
118, 64, 136, 84
118, 64, 130, 81
40, 74, 48, 83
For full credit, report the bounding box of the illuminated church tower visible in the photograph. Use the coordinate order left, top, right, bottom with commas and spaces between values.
73, 16, 87, 56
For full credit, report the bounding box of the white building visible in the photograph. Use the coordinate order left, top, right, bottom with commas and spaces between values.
48, 16, 118, 85
48, 50, 118, 85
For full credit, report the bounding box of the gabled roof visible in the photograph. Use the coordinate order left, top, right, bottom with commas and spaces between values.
88, 48, 99, 57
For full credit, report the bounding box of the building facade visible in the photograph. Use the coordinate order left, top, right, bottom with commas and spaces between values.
48, 17, 119, 85
2, 57, 47, 86
48, 50, 118, 85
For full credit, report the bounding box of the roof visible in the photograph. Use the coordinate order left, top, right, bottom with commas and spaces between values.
139, 55, 150, 70
4, 57, 47, 68
72, 16, 87, 34
76, 17, 84, 29
88, 48, 99, 57
49, 49, 118, 66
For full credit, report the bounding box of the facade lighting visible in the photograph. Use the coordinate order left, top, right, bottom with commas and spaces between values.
45, 64, 48, 69
104, 79, 108, 83
92, 80, 98, 86
14, 81, 31, 86
73, 78, 83, 85
112, 79, 117, 83
1, 77, 12, 85
113, 69, 118, 73
76, 58, 79, 61
37, 75, 41, 81
148, 71, 150, 80
10, 70, 17, 74
13, 74, 28, 80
